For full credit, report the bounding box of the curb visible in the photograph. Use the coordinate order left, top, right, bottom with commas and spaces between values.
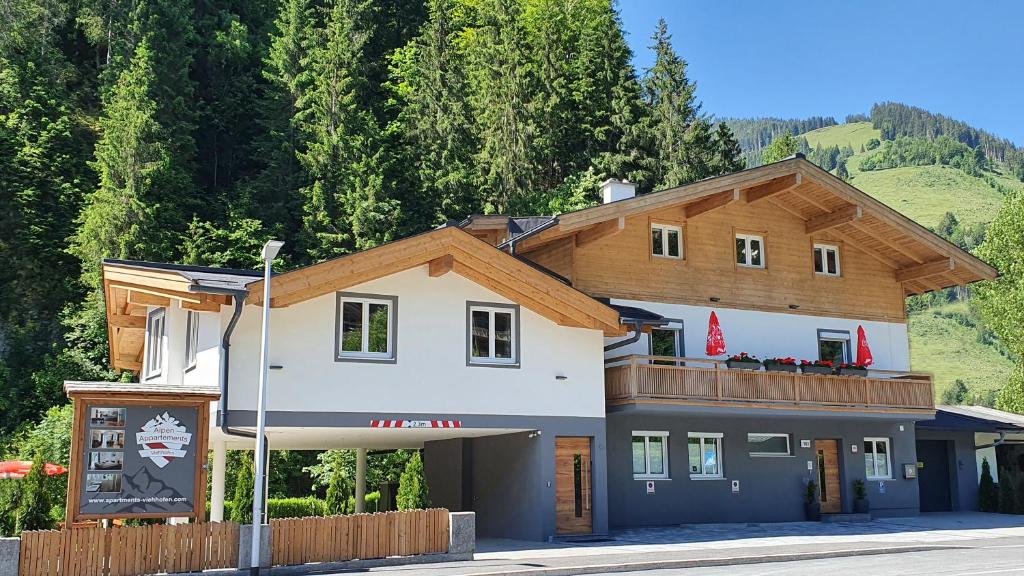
460, 545, 963, 576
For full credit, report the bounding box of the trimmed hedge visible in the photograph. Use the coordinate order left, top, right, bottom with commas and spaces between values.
206, 492, 383, 520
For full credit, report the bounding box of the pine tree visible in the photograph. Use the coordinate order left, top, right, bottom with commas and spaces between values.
15, 453, 53, 532
712, 122, 745, 175
325, 467, 352, 515
396, 451, 429, 510
998, 468, 1017, 513
231, 450, 255, 524
979, 457, 999, 512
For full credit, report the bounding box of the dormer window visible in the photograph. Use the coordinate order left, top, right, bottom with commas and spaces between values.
651, 223, 683, 259
814, 243, 840, 276
735, 233, 765, 268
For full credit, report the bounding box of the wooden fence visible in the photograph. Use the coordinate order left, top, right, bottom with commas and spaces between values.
271, 508, 450, 567
19, 522, 239, 576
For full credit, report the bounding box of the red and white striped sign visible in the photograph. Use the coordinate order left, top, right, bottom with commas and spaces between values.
370, 420, 462, 429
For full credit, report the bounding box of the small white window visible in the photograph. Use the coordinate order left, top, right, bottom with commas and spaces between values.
336, 293, 397, 362
145, 308, 166, 379
814, 244, 840, 276
736, 234, 765, 268
468, 303, 519, 366
864, 437, 892, 480
184, 310, 199, 370
748, 433, 791, 457
688, 432, 724, 478
651, 223, 683, 259
632, 431, 669, 479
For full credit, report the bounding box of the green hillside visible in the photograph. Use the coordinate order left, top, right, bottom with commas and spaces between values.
908, 302, 1013, 405
797, 122, 1019, 404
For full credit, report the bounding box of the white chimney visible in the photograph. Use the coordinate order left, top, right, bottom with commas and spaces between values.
600, 178, 636, 204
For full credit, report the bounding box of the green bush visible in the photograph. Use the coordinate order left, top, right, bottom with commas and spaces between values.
1017, 476, 1024, 515
268, 497, 326, 519
999, 469, 1017, 514
325, 468, 351, 515
397, 452, 430, 510
16, 454, 53, 532
231, 451, 254, 524
365, 490, 381, 512
979, 457, 999, 512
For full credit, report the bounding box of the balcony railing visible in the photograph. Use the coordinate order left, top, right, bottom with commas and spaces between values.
605, 355, 935, 412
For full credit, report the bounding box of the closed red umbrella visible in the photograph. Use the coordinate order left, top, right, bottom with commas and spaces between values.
856, 325, 874, 367
706, 311, 727, 356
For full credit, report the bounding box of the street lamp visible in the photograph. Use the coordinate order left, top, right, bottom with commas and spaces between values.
251, 239, 283, 576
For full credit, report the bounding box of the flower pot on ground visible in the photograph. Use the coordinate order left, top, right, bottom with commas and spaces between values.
838, 363, 869, 377
726, 352, 762, 370
763, 357, 799, 373
804, 480, 821, 521
800, 360, 833, 375
853, 479, 870, 514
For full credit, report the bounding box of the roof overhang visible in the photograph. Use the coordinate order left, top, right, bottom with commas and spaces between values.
515, 156, 997, 296
919, 405, 1024, 432
246, 226, 626, 337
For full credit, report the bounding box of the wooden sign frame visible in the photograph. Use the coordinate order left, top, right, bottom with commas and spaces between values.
65, 385, 218, 524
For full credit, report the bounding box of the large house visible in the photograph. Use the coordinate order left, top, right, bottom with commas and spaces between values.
97, 155, 997, 541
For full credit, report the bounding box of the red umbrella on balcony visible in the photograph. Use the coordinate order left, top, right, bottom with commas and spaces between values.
0, 460, 68, 479
706, 311, 727, 356
856, 325, 874, 367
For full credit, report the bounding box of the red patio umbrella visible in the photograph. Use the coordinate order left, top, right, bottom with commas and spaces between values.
856, 325, 874, 367
0, 460, 67, 479
706, 311, 727, 356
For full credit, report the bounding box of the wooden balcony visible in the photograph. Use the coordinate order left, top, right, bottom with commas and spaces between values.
605, 355, 935, 414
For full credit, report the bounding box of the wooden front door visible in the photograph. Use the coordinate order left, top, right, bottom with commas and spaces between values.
815, 439, 842, 513
556, 437, 592, 534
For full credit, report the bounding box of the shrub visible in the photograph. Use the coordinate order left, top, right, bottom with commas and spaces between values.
979, 458, 999, 512
325, 468, 351, 515
365, 490, 381, 512
16, 454, 54, 532
865, 138, 880, 151
268, 497, 326, 519
999, 469, 1017, 514
231, 451, 255, 524
397, 452, 430, 510
853, 479, 867, 500
805, 479, 818, 504
1017, 476, 1024, 515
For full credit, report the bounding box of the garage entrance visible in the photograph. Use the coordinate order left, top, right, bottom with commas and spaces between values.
917, 439, 953, 512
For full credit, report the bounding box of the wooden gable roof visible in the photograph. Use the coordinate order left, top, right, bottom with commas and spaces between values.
515, 156, 997, 296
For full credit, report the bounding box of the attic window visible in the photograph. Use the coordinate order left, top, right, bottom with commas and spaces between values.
651, 223, 683, 259
814, 244, 841, 276
336, 293, 397, 363
736, 234, 765, 268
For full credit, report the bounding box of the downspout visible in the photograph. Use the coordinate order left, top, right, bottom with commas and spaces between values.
604, 320, 644, 352
975, 431, 1007, 450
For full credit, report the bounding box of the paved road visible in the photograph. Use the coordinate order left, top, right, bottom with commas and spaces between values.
602, 538, 1024, 576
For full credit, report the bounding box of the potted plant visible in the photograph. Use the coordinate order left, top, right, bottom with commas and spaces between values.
804, 479, 820, 521
838, 363, 869, 377
763, 357, 798, 373
800, 359, 833, 375
726, 352, 762, 370
853, 479, 870, 513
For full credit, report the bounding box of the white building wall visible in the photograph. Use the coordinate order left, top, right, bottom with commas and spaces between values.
223, 265, 607, 418
606, 298, 911, 372
183, 309, 222, 388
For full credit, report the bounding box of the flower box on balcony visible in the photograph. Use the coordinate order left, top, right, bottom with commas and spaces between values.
838, 364, 869, 377
726, 353, 762, 371
800, 360, 834, 375
763, 357, 799, 373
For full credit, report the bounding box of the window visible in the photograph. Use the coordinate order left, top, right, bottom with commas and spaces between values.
184, 310, 199, 370
735, 234, 765, 268
467, 302, 519, 366
864, 438, 892, 479
649, 323, 684, 366
632, 432, 669, 479
687, 433, 723, 478
336, 293, 397, 362
818, 329, 851, 366
651, 223, 683, 259
814, 244, 841, 276
748, 433, 791, 457
145, 308, 166, 379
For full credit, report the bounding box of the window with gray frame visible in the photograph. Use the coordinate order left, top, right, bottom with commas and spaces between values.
467, 302, 519, 367
145, 307, 165, 379
747, 433, 791, 456
184, 310, 199, 370
335, 293, 397, 363
817, 329, 851, 365
649, 322, 684, 366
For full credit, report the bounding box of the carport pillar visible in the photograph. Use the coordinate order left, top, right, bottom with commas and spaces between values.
210, 440, 227, 522
355, 448, 367, 513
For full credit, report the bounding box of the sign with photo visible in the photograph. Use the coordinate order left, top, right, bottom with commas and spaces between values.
78, 404, 199, 517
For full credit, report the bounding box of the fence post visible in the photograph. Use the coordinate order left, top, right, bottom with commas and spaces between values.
0, 537, 19, 576
448, 512, 475, 558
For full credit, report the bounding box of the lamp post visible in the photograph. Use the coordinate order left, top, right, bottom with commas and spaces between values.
251, 240, 283, 576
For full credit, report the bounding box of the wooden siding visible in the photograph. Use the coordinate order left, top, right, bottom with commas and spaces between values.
520, 236, 574, 282
570, 196, 908, 322
605, 356, 934, 413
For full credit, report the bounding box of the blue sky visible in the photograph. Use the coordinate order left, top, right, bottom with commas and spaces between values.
618, 1, 1024, 144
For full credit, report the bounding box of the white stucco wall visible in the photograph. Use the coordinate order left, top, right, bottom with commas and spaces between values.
183, 309, 222, 387
605, 298, 911, 372
222, 265, 607, 418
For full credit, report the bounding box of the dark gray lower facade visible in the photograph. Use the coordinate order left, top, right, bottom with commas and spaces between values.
423, 415, 609, 541
606, 406, 926, 527
914, 429, 979, 512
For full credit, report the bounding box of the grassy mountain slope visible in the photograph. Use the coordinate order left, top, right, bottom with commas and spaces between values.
797, 122, 1018, 402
